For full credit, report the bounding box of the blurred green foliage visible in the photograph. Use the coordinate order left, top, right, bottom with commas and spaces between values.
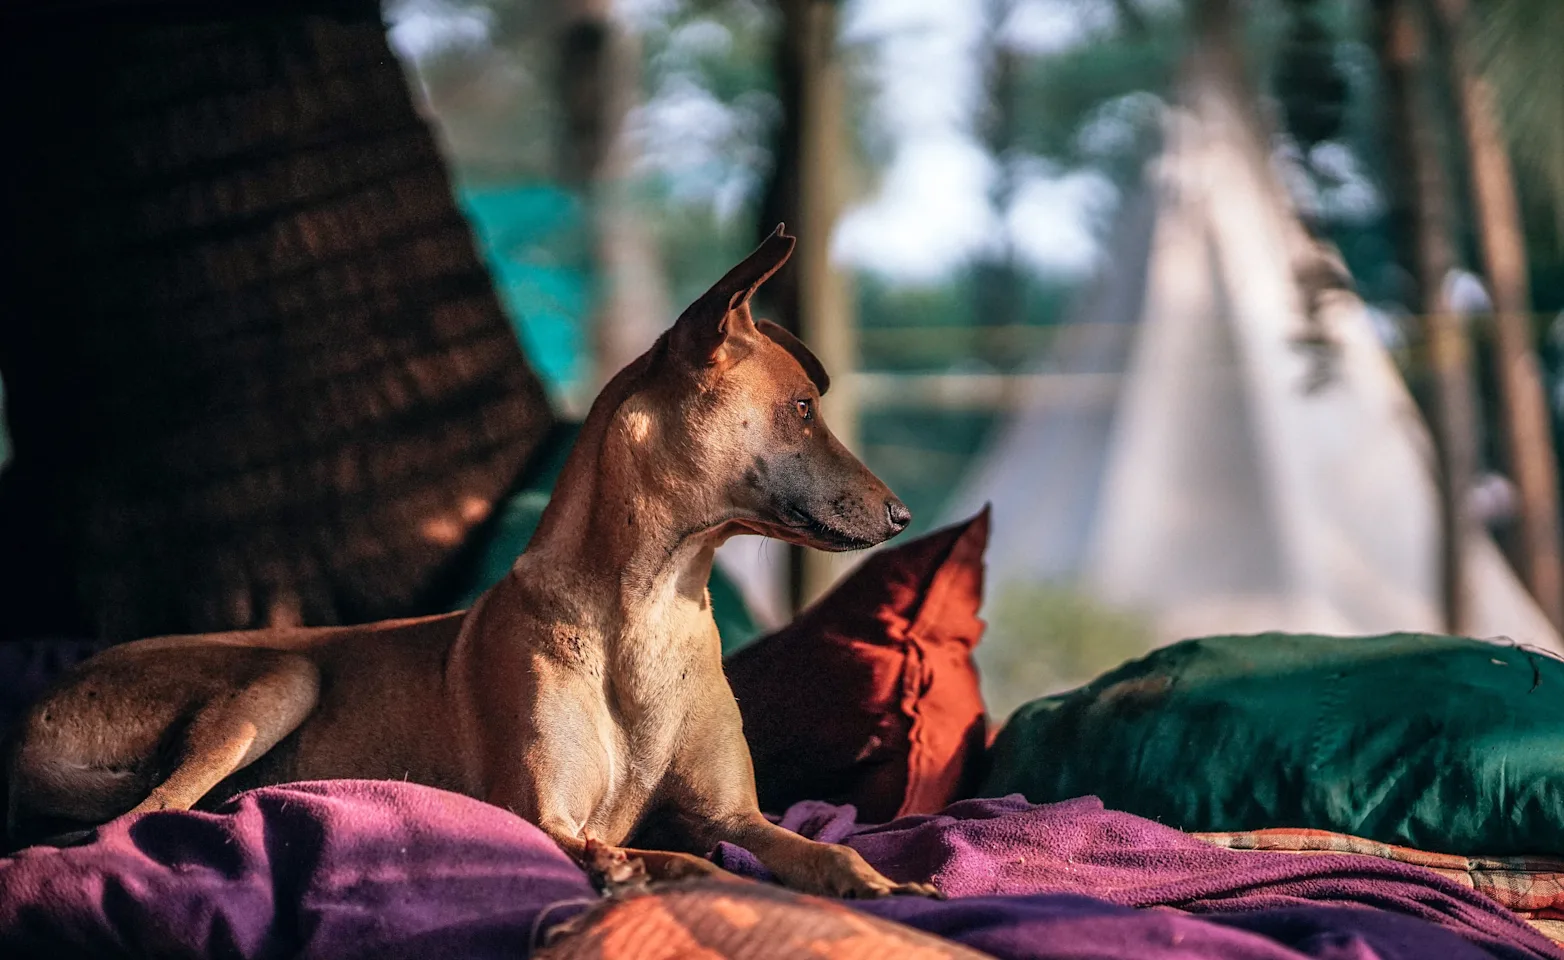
1014, 26, 1178, 185
977, 582, 1153, 722
384, 0, 1564, 638
861, 408, 997, 537
1476, 0, 1564, 249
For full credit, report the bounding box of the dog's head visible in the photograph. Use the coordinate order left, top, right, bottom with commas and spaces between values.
621, 225, 910, 551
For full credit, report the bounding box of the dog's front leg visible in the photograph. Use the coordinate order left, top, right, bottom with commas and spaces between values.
703, 814, 938, 899
662, 696, 938, 899
480, 712, 730, 888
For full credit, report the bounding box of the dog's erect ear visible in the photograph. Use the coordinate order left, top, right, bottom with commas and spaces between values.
755, 318, 830, 396
672, 224, 796, 362
710, 224, 796, 313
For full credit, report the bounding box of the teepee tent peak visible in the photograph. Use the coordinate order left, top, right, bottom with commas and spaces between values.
946, 45, 1563, 718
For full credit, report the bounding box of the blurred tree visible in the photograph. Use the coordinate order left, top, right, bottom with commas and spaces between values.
1428, 0, 1564, 629
393, 0, 558, 179
552, 0, 669, 400
1274, 0, 1350, 182
635, 1, 781, 310
1110, 0, 1152, 39
1275, 0, 1348, 147
1012, 15, 1176, 192
973, 0, 1022, 340
1372, 0, 1479, 631
761, 0, 857, 611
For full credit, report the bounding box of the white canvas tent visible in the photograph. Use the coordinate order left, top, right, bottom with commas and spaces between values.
945, 53, 1564, 715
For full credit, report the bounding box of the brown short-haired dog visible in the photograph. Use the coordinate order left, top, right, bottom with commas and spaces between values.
5, 226, 934, 898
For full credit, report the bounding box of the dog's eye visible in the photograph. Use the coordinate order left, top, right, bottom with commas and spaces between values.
794, 399, 813, 421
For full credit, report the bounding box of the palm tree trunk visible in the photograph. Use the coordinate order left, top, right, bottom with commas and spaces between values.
1427, 0, 1564, 629
1373, 0, 1479, 632
0, 4, 553, 641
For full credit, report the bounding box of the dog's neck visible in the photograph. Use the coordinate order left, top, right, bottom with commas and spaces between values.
494, 347, 725, 663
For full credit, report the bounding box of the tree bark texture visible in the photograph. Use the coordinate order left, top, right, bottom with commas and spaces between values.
0, 3, 555, 642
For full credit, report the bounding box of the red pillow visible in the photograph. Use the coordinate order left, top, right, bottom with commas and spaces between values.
724, 507, 991, 823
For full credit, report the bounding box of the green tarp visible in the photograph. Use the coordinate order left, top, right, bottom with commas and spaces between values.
983, 632, 1564, 856
458, 185, 591, 398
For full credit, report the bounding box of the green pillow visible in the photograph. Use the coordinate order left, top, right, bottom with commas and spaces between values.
453, 423, 761, 654
982, 632, 1564, 855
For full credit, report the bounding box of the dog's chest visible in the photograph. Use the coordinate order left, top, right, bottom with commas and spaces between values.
605, 660, 692, 769
589, 643, 713, 831
580, 691, 689, 837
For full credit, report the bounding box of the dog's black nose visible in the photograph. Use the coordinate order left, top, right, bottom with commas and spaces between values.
886, 499, 912, 532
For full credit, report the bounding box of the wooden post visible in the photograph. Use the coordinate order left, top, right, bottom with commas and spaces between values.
1427, 0, 1564, 629
1374, 0, 1478, 632
771, 0, 858, 612
555, 0, 668, 412
974, 0, 1021, 338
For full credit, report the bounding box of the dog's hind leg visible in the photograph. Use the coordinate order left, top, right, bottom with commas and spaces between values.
128, 653, 320, 815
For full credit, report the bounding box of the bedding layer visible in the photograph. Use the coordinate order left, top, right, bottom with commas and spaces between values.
2, 781, 1559, 960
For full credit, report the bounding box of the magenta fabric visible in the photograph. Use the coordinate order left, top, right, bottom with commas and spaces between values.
1, 781, 1560, 960
0, 780, 596, 959
851, 894, 1519, 960
714, 795, 1564, 960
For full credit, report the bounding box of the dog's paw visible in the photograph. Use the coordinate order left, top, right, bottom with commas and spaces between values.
639, 850, 729, 883
584, 838, 650, 894
881, 879, 943, 899
840, 873, 943, 900
801, 843, 943, 900
583, 841, 738, 895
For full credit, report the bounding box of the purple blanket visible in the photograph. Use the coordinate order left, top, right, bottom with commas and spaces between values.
722, 796, 1564, 959
0, 781, 1558, 960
